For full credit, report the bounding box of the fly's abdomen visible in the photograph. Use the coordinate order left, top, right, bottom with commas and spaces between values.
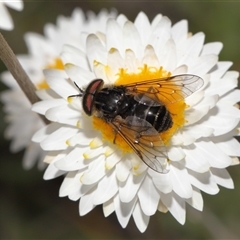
149, 106, 173, 132
134, 103, 173, 133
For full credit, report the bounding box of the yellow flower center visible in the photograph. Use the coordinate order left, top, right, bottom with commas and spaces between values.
93, 64, 186, 153
36, 58, 64, 89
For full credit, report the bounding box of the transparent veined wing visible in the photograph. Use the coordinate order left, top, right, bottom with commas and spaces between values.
123, 74, 204, 104
111, 116, 169, 173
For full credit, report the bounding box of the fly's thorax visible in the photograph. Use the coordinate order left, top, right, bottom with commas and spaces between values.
94, 86, 130, 119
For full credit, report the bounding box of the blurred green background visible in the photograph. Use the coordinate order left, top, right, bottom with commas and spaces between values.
1, 1, 240, 239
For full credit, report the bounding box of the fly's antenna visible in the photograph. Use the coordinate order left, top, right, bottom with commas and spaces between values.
68, 81, 84, 98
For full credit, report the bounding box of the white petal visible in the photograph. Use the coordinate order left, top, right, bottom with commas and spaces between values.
80, 156, 106, 185
105, 151, 122, 170
32, 123, 62, 143
160, 192, 186, 225
185, 91, 205, 107
170, 131, 196, 146
54, 147, 88, 171
45, 104, 80, 123
43, 151, 63, 164
0, 4, 13, 30
189, 54, 218, 76
24, 33, 55, 57
219, 89, 240, 105
116, 14, 128, 27
183, 124, 214, 141
168, 146, 185, 161
137, 174, 160, 216
119, 171, 146, 203
185, 187, 203, 211
67, 130, 100, 147
211, 168, 234, 189
83, 146, 104, 159
59, 171, 81, 197
149, 169, 172, 194
141, 45, 159, 68
46, 163, 68, 182
123, 21, 143, 59
207, 72, 237, 97
188, 169, 219, 195
116, 157, 131, 182
158, 39, 177, 72
79, 185, 97, 216
134, 12, 151, 47
44, 69, 75, 99
32, 99, 66, 115
131, 154, 148, 176
201, 42, 223, 55
103, 198, 115, 217
93, 169, 118, 205
151, 17, 171, 55
61, 44, 89, 70
215, 104, 240, 119
86, 34, 107, 70
177, 32, 205, 65
64, 63, 95, 87
107, 48, 125, 82
5, 1, 23, 11
209, 61, 232, 79
212, 136, 240, 157
184, 144, 211, 173
93, 61, 109, 81
41, 126, 79, 151
124, 49, 139, 73
194, 140, 232, 168
151, 14, 163, 29
193, 94, 218, 112
22, 143, 44, 170
172, 64, 188, 75
170, 161, 192, 199
201, 115, 239, 136
36, 89, 59, 100
114, 194, 137, 228
132, 202, 150, 233
106, 18, 124, 56
68, 182, 96, 201
171, 20, 188, 45
185, 104, 212, 125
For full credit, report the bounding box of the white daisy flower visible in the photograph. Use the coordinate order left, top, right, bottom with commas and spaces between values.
0, 0, 23, 30
32, 12, 240, 232
0, 8, 117, 169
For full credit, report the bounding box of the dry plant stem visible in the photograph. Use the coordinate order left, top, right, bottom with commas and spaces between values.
0, 31, 49, 125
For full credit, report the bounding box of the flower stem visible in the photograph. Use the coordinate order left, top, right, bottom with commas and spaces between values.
0, 31, 49, 125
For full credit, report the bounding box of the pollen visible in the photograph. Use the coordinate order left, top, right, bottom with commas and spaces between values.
36, 58, 64, 90
92, 64, 187, 152
92, 116, 133, 153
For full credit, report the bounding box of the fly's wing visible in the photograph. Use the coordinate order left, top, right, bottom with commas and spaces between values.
112, 116, 169, 173
123, 74, 204, 104
134, 93, 162, 106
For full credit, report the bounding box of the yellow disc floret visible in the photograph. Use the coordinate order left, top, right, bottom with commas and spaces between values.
93, 64, 186, 152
